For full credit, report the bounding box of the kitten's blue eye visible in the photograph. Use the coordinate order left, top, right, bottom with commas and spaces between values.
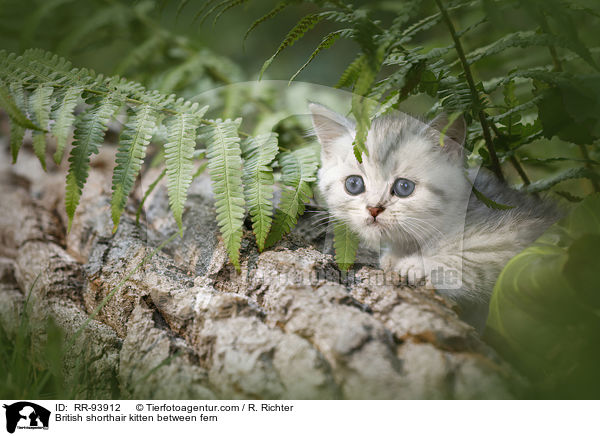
345, 175, 365, 195
392, 178, 415, 197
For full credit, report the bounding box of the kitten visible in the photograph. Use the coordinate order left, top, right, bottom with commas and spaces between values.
309, 103, 560, 331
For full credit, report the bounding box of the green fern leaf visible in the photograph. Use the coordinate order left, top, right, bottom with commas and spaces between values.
241, 133, 278, 251
192, 0, 218, 22
213, 0, 248, 25
289, 30, 344, 84
264, 147, 318, 248
164, 110, 205, 233
9, 121, 25, 164
176, 0, 191, 18
472, 186, 514, 210
402, 11, 443, 40
333, 221, 360, 271
351, 101, 374, 163
350, 33, 386, 162
335, 55, 365, 89
201, 119, 246, 270
351, 68, 378, 163
110, 104, 158, 230
51, 85, 82, 164
554, 191, 583, 203
30, 85, 54, 170
259, 13, 323, 79
7, 82, 28, 163
197, 0, 236, 25
65, 94, 120, 231
525, 167, 600, 194
0, 81, 41, 131
244, 1, 292, 45
114, 35, 165, 75
461, 31, 598, 68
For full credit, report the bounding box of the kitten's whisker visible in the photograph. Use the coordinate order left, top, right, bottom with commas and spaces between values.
402, 220, 436, 247
311, 216, 334, 225
403, 217, 445, 240
306, 209, 329, 216
399, 220, 431, 252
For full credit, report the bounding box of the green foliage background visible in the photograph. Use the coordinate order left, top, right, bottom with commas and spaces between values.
0, 0, 599, 399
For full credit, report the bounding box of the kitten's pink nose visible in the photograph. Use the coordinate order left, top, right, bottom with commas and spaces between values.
367, 206, 385, 218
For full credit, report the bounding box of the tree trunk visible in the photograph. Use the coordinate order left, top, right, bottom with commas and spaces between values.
0, 141, 524, 399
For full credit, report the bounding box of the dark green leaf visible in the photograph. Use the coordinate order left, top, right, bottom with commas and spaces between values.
486, 194, 600, 398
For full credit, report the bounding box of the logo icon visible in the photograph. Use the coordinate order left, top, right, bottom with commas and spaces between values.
3, 402, 50, 434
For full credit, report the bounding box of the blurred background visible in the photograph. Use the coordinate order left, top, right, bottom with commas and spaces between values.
1, 0, 598, 194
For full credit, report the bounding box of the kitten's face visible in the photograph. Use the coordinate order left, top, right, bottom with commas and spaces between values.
310, 104, 471, 249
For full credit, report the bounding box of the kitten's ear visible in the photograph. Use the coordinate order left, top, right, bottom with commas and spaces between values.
429, 112, 467, 151
308, 103, 355, 156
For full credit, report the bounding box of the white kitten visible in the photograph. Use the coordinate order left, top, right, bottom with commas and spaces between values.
309, 103, 559, 330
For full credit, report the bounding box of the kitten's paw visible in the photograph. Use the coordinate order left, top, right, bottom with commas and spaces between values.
398, 259, 429, 287
379, 252, 396, 272
398, 263, 427, 286
381, 255, 430, 287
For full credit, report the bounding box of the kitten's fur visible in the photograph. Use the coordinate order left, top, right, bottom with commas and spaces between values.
309, 103, 560, 330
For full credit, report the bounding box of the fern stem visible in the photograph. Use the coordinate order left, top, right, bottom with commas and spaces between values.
20, 80, 214, 122
489, 121, 530, 185
434, 0, 504, 182
509, 156, 531, 186
578, 144, 600, 192
537, 12, 563, 72
135, 168, 166, 225
66, 231, 180, 351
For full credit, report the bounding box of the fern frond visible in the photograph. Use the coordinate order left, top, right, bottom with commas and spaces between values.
333, 221, 360, 271
438, 77, 474, 112
351, 58, 382, 162
114, 35, 165, 75
461, 30, 597, 67
401, 11, 442, 40
21, 48, 73, 81
65, 94, 120, 231
244, 1, 292, 45
335, 54, 365, 89
259, 13, 324, 79
264, 147, 318, 248
337, 21, 387, 162
57, 4, 128, 55
289, 30, 345, 84
6, 82, 28, 163
200, 119, 246, 270
471, 186, 514, 210
29, 85, 54, 170
213, 0, 248, 25
241, 133, 278, 251
197, 0, 234, 25
0, 49, 222, 235
192, 0, 218, 22
164, 109, 206, 233
176, 0, 191, 18
51, 85, 82, 164
9, 121, 25, 165
110, 104, 158, 230
525, 167, 600, 193
154, 49, 240, 94
0, 80, 41, 131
